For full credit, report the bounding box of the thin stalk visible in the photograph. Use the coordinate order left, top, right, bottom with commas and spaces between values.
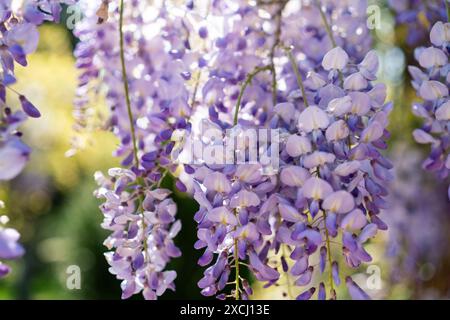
321, 210, 335, 294
119, 0, 139, 166
119, 0, 148, 259
285, 47, 309, 107
234, 238, 240, 300
314, 167, 334, 295
233, 65, 272, 126
315, 0, 336, 47
269, 1, 287, 106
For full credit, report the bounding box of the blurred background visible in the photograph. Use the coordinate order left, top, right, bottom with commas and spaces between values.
0, 2, 449, 300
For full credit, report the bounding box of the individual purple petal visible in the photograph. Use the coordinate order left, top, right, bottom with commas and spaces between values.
358, 223, 378, 243
295, 228, 322, 247
344, 72, 368, 91
249, 250, 280, 281
297, 106, 330, 133
412, 129, 436, 144
303, 151, 335, 169
203, 172, 232, 193
207, 207, 237, 226
318, 282, 326, 300
322, 47, 349, 71
343, 231, 358, 252
235, 223, 259, 242
322, 191, 355, 214
346, 276, 370, 300
435, 101, 450, 120
280, 166, 310, 187
325, 212, 338, 237
325, 120, 349, 141
0, 139, 30, 181
235, 164, 262, 183
429, 21, 449, 46
319, 246, 327, 273
286, 135, 312, 157
327, 96, 352, 116
341, 209, 367, 230
361, 121, 384, 143
359, 50, 379, 79
334, 161, 360, 176
230, 190, 260, 208
332, 261, 340, 286
349, 91, 371, 116
419, 80, 448, 100
294, 266, 313, 286
274, 102, 295, 123
296, 287, 315, 300
279, 203, 303, 223
418, 47, 447, 68
19, 95, 41, 118
302, 177, 333, 200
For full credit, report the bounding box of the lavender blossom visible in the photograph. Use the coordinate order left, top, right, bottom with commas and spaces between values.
409, 21, 450, 199
95, 169, 181, 299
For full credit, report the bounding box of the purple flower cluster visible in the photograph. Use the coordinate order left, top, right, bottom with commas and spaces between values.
75, 0, 193, 298
176, 0, 392, 300
1, 0, 74, 178
95, 169, 181, 299
269, 46, 391, 300
0, 0, 74, 279
409, 21, 449, 199
74, 0, 191, 186
73, 0, 393, 300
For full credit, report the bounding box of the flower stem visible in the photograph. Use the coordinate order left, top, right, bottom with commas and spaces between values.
269, 1, 287, 106
119, 0, 139, 166
315, 0, 336, 47
119, 0, 148, 260
285, 47, 309, 107
234, 238, 240, 300
322, 210, 335, 295
233, 65, 272, 126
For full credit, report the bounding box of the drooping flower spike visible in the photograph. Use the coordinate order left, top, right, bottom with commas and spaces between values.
409, 21, 450, 199
0, 0, 77, 279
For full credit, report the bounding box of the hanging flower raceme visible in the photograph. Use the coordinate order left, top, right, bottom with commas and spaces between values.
75, 0, 194, 298
266, 44, 392, 299
0, 0, 76, 279
74, 0, 193, 188
169, 0, 394, 300
94, 169, 181, 299
409, 21, 449, 199
1, 0, 74, 176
